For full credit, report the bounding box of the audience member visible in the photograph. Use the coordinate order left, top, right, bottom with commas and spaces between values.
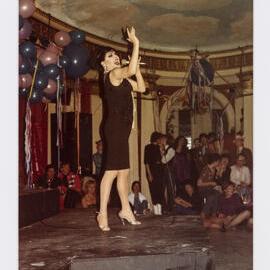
203, 182, 251, 231
81, 178, 97, 208
197, 133, 209, 170
37, 164, 60, 189
144, 132, 164, 215
174, 182, 202, 215
189, 138, 201, 187
215, 154, 231, 186
58, 162, 81, 209
160, 133, 176, 211
172, 136, 191, 194
128, 181, 149, 215
197, 153, 221, 218
231, 133, 253, 172
92, 140, 103, 179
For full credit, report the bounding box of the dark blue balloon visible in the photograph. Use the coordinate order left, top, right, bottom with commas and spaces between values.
19, 57, 33, 74
34, 72, 49, 90
63, 44, 90, 78
19, 15, 24, 30
19, 41, 37, 59
59, 55, 70, 68
29, 89, 43, 103
69, 30, 86, 44
19, 87, 29, 97
43, 64, 60, 80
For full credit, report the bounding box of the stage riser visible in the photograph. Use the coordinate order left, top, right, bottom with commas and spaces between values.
70, 253, 214, 270
19, 189, 60, 228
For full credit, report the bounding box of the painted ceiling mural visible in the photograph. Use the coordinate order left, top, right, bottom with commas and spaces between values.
35, 0, 253, 52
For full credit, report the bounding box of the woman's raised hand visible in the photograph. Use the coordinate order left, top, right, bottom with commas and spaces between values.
127, 26, 139, 44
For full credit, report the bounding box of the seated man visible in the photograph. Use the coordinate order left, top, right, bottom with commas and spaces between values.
203, 182, 251, 231
37, 164, 60, 189
174, 182, 202, 215
128, 181, 149, 215
58, 162, 81, 209
230, 154, 251, 188
81, 178, 96, 208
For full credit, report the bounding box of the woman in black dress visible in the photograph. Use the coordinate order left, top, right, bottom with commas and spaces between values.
97, 27, 146, 231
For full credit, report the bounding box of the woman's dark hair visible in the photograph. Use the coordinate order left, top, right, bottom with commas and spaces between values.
97, 47, 116, 71
174, 136, 187, 151
131, 181, 141, 191
206, 153, 220, 165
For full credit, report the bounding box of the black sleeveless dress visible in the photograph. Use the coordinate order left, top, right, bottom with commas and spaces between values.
102, 72, 133, 170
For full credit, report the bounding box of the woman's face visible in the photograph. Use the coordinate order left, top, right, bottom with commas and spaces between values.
102, 50, 120, 72
224, 185, 234, 197
221, 157, 229, 167
88, 183, 96, 195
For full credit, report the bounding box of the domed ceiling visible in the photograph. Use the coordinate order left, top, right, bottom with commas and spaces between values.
35, 0, 253, 52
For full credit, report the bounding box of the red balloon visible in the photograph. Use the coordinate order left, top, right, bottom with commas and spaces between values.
19, 73, 32, 88
43, 79, 57, 95
19, 19, 32, 40
47, 42, 62, 55
19, 0, 36, 18
54, 31, 71, 47
36, 47, 45, 59
39, 50, 58, 66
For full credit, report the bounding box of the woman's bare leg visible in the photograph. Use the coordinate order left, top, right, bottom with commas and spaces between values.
226, 210, 251, 228
116, 169, 134, 216
98, 170, 118, 227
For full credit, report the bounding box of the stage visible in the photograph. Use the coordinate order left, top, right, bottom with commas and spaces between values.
19, 209, 252, 270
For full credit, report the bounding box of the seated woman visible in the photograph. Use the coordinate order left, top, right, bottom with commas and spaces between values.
174, 182, 202, 215
203, 182, 251, 231
128, 181, 149, 215
215, 154, 231, 186
37, 164, 60, 189
81, 179, 97, 208
197, 153, 222, 218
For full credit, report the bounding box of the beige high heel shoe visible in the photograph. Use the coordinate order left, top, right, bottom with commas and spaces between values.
96, 213, 110, 231
118, 211, 141, 226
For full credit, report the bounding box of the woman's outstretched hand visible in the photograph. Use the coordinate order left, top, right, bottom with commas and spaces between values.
127, 26, 139, 44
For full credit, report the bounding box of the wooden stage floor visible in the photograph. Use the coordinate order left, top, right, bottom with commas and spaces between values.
19, 208, 252, 270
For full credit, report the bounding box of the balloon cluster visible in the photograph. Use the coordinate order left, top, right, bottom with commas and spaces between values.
18, 0, 91, 102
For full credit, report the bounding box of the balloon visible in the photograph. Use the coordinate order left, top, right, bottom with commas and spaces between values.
34, 72, 49, 90
19, 87, 29, 97
39, 50, 58, 66
59, 55, 70, 67
69, 30, 86, 44
19, 19, 32, 40
36, 47, 45, 59
43, 64, 60, 79
54, 31, 71, 47
65, 63, 90, 79
19, 41, 36, 59
19, 57, 33, 74
19, 73, 32, 88
47, 43, 62, 55
190, 59, 214, 86
43, 79, 57, 95
19, 15, 24, 30
19, 0, 36, 18
29, 89, 43, 103
63, 43, 90, 78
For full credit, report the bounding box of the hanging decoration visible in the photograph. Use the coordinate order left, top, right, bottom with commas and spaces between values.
187, 50, 215, 116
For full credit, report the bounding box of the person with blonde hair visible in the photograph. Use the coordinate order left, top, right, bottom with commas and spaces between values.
81, 178, 97, 208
